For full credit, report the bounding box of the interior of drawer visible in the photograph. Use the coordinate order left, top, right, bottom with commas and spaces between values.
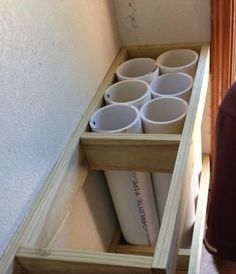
49, 170, 118, 253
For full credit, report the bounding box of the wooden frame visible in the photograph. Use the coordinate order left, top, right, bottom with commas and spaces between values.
0, 43, 210, 274
15, 155, 210, 274
211, 0, 236, 161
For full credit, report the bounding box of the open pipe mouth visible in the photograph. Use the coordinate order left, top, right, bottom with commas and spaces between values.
140, 97, 188, 126
156, 49, 198, 78
104, 79, 151, 109
150, 72, 193, 101
90, 103, 141, 133
156, 49, 198, 69
116, 58, 159, 83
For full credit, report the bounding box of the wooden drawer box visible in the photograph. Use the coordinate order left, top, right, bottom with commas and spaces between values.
11, 43, 210, 274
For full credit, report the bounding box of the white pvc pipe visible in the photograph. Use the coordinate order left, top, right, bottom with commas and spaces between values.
140, 97, 194, 246
140, 97, 187, 220
140, 97, 188, 135
191, 129, 202, 202
150, 73, 193, 103
156, 49, 198, 78
181, 172, 197, 248
116, 57, 159, 83
195, 129, 203, 176
151, 172, 172, 222
90, 104, 142, 133
90, 104, 159, 246
104, 80, 151, 110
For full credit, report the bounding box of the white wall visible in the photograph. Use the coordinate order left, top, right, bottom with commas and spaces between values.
0, 0, 120, 258
113, 0, 210, 45
113, 0, 211, 153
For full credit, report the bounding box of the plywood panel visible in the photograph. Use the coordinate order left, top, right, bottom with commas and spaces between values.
49, 171, 118, 252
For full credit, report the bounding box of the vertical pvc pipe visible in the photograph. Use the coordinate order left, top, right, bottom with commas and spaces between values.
150, 73, 193, 103
151, 172, 172, 222
156, 49, 198, 78
181, 173, 196, 248
140, 97, 194, 247
90, 104, 159, 246
104, 80, 151, 110
191, 129, 202, 202
116, 57, 159, 83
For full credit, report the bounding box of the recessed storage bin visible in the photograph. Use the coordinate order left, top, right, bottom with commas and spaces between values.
13, 43, 210, 274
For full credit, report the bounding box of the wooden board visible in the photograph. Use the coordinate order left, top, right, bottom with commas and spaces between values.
81, 133, 180, 172
188, 155, 210, 274
14, 247, 190, 274
115, 245, 190, 271
15, 248, 153, 274
125, 43, 202, 59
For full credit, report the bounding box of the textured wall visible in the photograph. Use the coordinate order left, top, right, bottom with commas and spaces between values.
113, 0, 211, 152
0, 0, 120, 257
113, 0, 210, 45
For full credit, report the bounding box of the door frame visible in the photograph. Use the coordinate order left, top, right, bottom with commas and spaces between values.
211, 0, 236, 160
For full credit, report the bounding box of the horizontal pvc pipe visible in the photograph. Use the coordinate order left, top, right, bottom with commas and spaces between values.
156, 49, 198, 78
116, 57, 159, 83
150, 73, 193, 103
104, 80, 151, 110
181, 184, 196, 248
90, 104, 159, 245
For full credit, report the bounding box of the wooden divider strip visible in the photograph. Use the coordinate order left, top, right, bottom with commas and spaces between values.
15, 248, 153, 274
188, 155, 210, 274
81, 133, 180, 172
